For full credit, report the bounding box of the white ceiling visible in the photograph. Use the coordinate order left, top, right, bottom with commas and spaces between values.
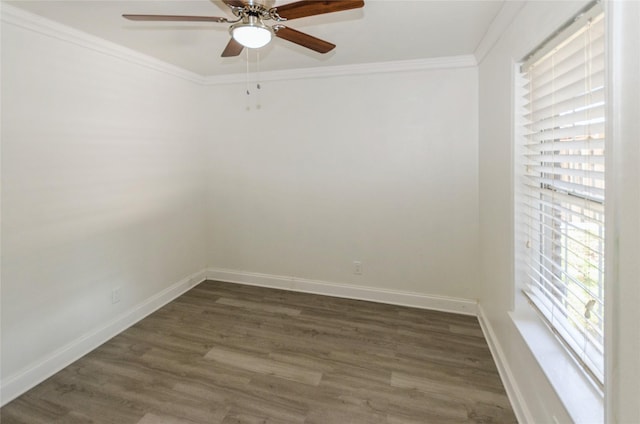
5, 0, 505, 76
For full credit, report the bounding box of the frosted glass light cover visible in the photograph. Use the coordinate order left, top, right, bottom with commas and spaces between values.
232, 25, 272, 49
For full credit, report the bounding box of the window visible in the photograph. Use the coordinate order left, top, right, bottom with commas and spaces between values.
516, 2, 605, 384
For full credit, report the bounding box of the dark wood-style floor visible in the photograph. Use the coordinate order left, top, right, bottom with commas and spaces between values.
1, 281, 517, 424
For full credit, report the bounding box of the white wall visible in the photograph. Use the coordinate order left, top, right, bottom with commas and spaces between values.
478, 1, 640, 423
204, 67, 480, 300
4, 3, 637, 420
1, 15, 208, 401
606, 1, 640, 422
1, 7, 481, 403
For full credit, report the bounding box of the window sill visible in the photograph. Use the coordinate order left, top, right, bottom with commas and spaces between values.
510, 306, 604, 423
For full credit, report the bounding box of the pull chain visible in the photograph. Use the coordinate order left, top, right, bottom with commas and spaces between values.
245, 48, 250, 96
256, 50, 261, 91
256, 50, 261, 109
244, 48, 263, 109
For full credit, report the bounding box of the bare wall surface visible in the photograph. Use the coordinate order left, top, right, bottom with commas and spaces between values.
1, 21, 207, 387
205, 67, 480, 300
1, 10, 481, 403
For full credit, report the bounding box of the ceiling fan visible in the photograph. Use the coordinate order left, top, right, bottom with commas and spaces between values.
123, 0, 365, 57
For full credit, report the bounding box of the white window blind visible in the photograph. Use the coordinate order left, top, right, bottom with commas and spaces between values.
518, 3, 605, 384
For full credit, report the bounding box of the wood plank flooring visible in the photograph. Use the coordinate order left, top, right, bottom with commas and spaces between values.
1, 281, 517, 423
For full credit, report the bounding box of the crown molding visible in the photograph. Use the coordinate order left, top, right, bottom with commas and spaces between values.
474, 1, 526, 65
2, 3, 478, 87
203, 55, 478, 85
1, 4, 206, 84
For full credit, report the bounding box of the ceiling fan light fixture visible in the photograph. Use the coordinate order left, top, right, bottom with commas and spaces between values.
230, 18, 273, 49
124, 0, 366, 57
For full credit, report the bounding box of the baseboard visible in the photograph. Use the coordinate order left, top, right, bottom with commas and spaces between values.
0, 269, 208, 406
477, 304, 533, 424
1, 267, 476, 406
206, 267, 477, 316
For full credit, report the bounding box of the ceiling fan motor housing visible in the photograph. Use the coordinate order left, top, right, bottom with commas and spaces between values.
245, 0, 275, 9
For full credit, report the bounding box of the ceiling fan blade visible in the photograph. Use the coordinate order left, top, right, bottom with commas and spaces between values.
122, 14, 228, 23
274, 0, 364, 20
275, 26, 335, 54
221, 38, 244, 57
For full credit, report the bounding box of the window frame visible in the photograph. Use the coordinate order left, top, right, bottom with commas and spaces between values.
513, 0, 606, 388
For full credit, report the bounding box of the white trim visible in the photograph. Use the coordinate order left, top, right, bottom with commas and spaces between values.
203, 55, 477, 85
509, 305, 604, 423
0, 269, 208, 407
0, 4, 205, 84
2, 4, 477, 86
0, 266, 479, 406
206, 267, 477, 315
477, 305, 534, 424
474, 1, 526, 65
604, 2, 640, 422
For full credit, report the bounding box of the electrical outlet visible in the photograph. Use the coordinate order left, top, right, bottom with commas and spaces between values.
353, 261, 363, 275
111, 287, 121, 304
